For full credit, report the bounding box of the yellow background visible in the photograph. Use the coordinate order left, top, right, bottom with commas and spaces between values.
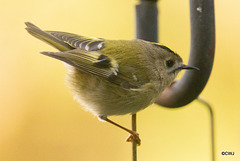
0, 0, 239, 161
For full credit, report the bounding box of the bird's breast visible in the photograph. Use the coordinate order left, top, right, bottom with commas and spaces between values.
66, 67, 159, 116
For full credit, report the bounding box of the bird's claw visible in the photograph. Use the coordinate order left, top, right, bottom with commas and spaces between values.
125, 132, 141, 146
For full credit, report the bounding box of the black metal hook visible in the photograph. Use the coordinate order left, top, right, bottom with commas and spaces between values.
136, 0, 215, 108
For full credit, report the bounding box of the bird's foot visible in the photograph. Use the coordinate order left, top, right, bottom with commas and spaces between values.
125, 131, 141, 146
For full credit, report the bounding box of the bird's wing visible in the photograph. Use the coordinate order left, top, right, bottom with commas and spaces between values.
25, 22, 74, 51
43, 32, 142, 89
41, 49, 118, 78
41, 49, 142, 89
26, 22, 142, 89
26, 22, 104, 51
47, 31, 105, 51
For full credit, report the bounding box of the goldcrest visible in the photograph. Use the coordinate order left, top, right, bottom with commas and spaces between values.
25, 22, 198, 145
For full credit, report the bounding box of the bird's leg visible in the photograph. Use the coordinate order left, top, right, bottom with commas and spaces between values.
98, 116, 141, 146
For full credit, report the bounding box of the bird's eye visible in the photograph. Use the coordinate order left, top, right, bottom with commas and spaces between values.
166, 59, 175, 68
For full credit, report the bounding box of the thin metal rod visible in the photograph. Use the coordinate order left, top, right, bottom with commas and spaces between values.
197, 98, 215, 161
132, 114, 137, 161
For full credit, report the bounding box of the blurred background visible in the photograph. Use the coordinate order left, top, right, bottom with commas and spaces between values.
0, 0, 239, 161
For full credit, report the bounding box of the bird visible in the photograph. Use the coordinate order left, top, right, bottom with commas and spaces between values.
25, 22, 199, 145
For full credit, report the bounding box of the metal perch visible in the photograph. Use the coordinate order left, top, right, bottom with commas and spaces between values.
136, 0, 215, 107
156, 0, 215, 107
135, 0, 215, 160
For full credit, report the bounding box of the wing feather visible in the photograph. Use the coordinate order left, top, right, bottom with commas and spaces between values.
47, 31, 105, 51
26, 22, 143, 89
41, 49, 118, 79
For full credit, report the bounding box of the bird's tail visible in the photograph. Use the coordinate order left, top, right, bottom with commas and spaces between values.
25, 22, 73, 51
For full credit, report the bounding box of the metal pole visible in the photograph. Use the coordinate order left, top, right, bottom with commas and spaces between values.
131, 114, 137, 161
156, 0, 215, 107
136, 0, 158, 42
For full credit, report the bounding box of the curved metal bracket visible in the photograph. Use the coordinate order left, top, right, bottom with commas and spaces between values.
136, 0, 215, 108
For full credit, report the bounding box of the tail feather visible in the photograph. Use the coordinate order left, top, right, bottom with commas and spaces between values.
25, 22, 73, 51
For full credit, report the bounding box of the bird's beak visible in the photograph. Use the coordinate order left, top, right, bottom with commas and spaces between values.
178, 64, 200, 71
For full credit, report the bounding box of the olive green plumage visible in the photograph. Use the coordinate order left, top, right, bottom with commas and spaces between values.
25, 22, 194, 117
